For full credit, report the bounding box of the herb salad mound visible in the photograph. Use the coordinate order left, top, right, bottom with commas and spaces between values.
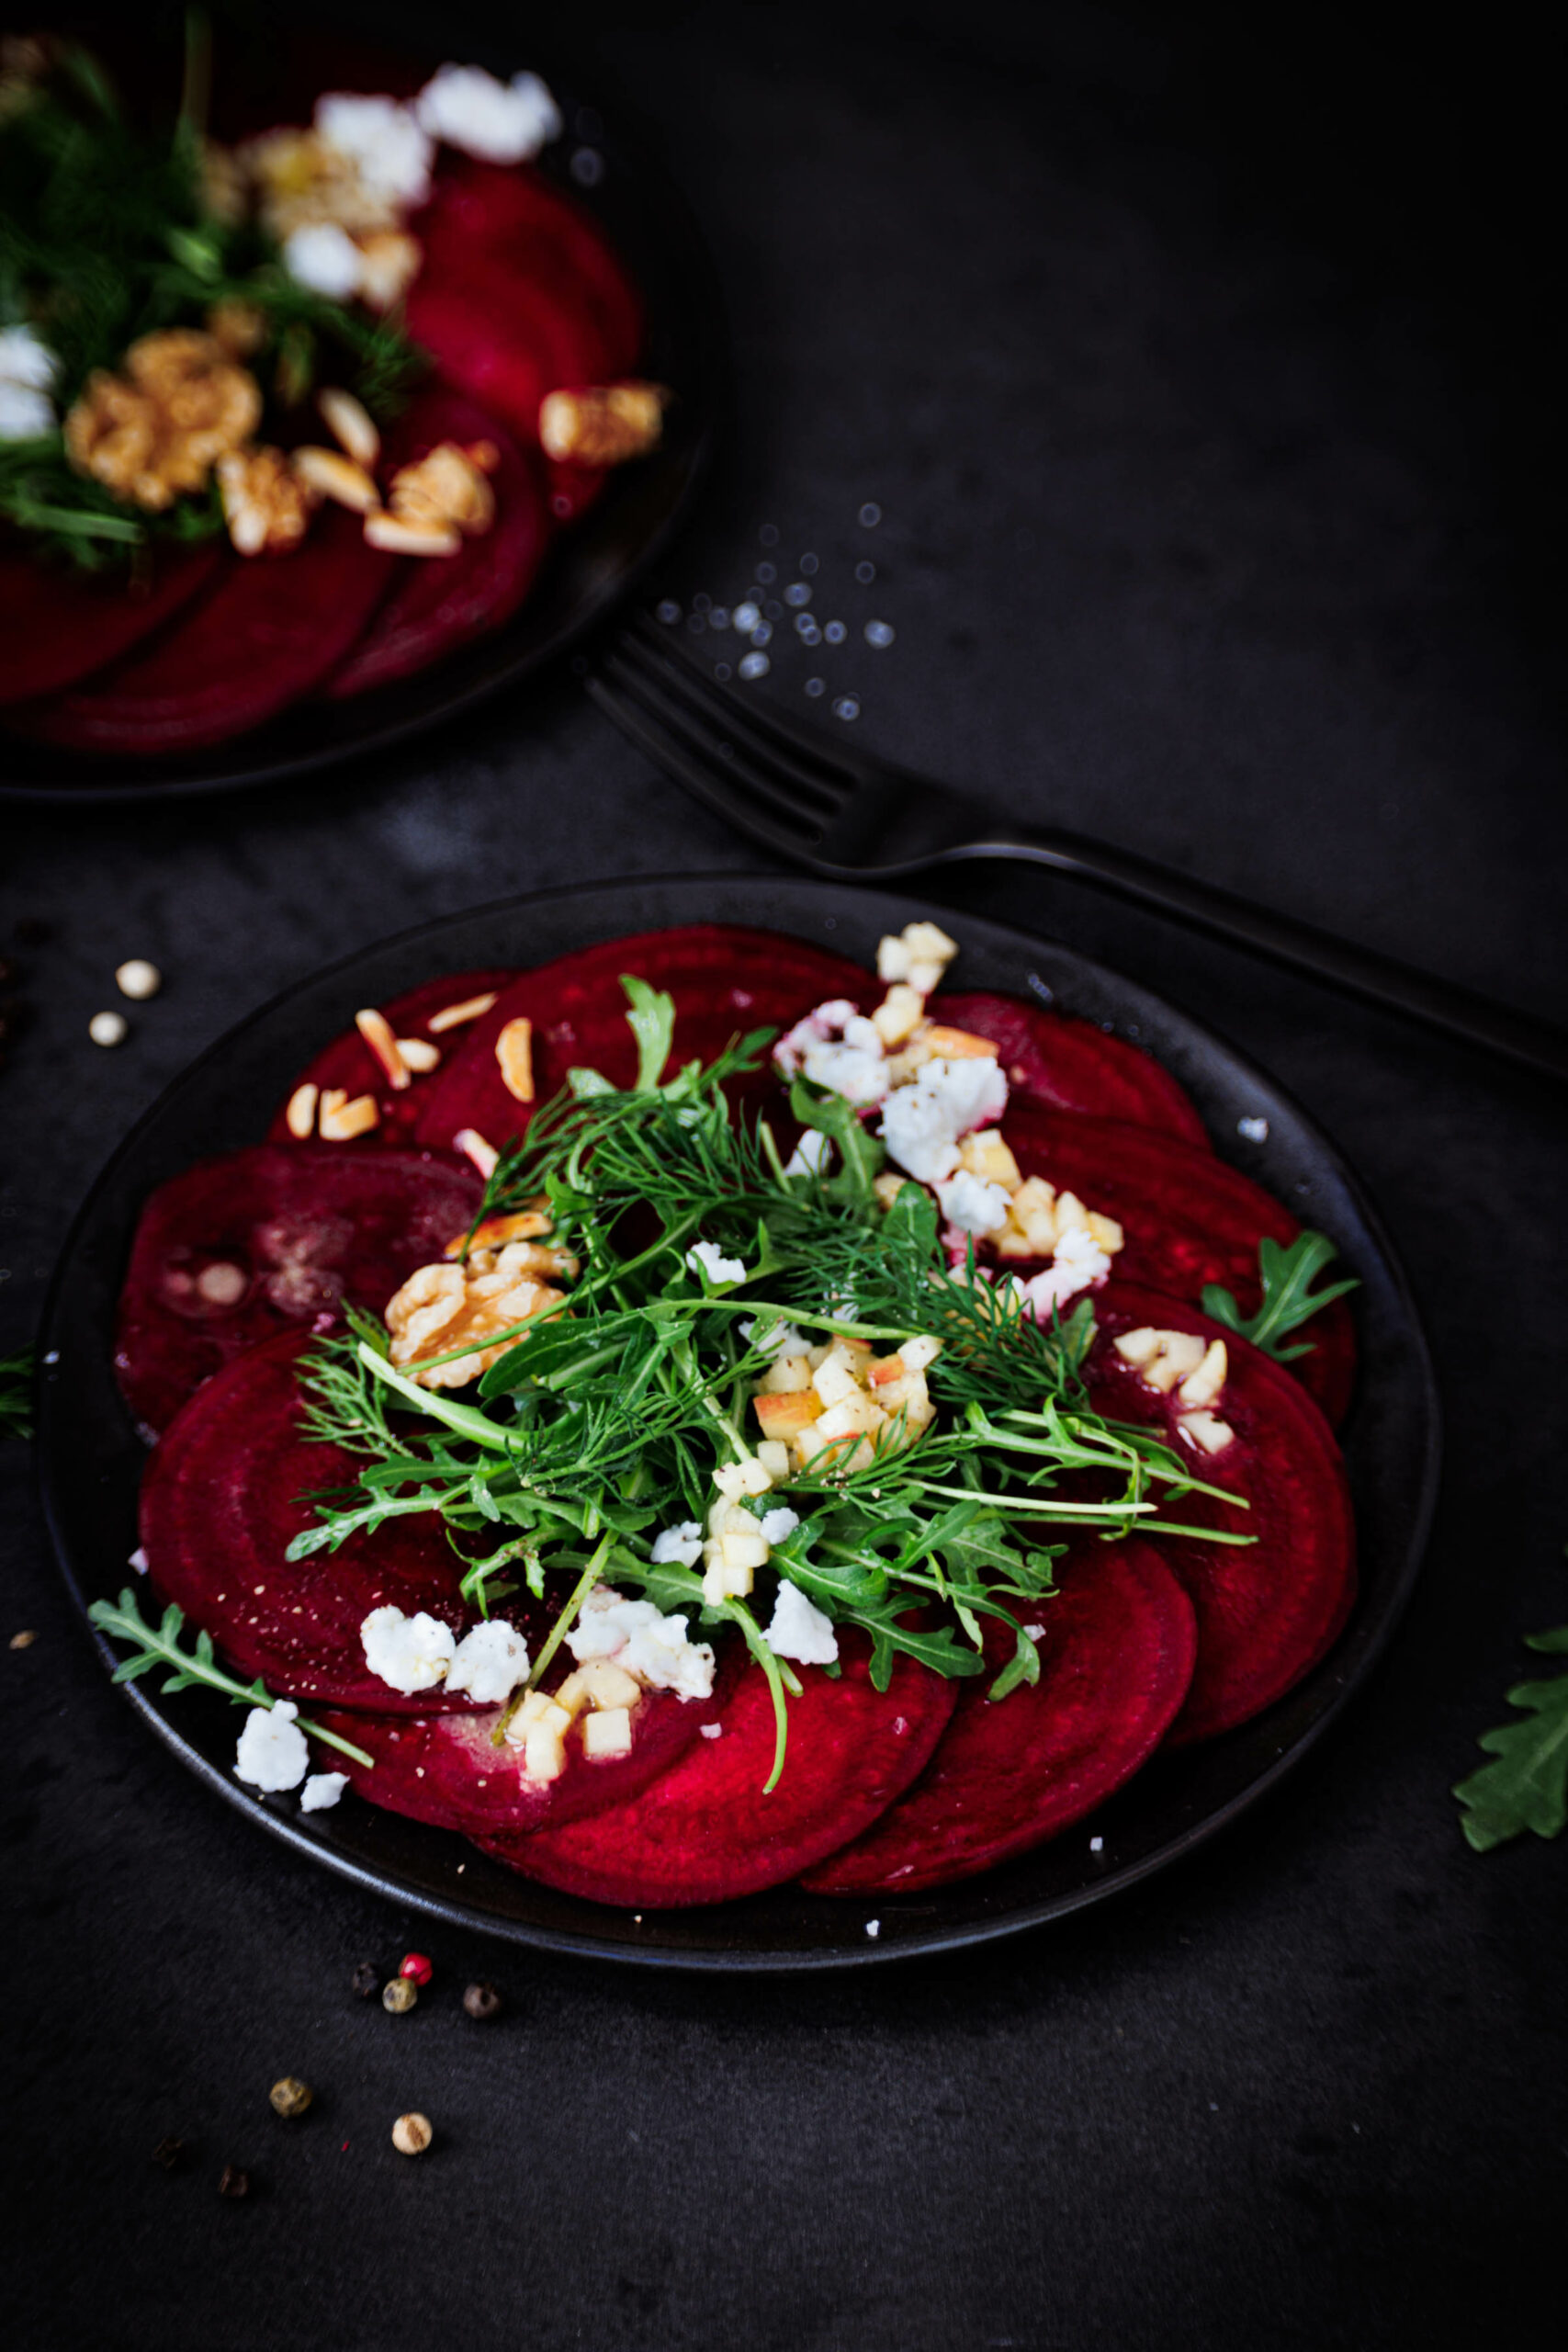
93, 921, 1359, 1908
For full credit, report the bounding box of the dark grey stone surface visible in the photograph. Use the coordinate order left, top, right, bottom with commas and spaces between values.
3, 5, 1563, 2346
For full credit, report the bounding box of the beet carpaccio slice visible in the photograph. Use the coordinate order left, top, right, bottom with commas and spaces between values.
1086, 1285, 1357, 1744
0, 541, 220, 707
412, 924, 871, 1158
323, 392, 549, 699
17, 509, 394, 753
265, 970, 518, 1149
1000, 1104, 1357, 1424
314, 1639, 739, 1837
115, 1144, 481, 1435
801, 1541, 1197, 1895
478, 1635, 958, 1907
934, 989, 1210, 1147
141, 1333, 502, 1712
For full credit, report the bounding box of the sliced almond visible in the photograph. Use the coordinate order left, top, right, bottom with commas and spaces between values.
294, 446, 379, 513
316, 385, 380, 469
922, 1024, 999, 1061
355, 1006, 410, 1091
319, 1091, 379, 1141
1177, 1339, 1228, 1411
444, 1207, 553, 1259
427, 989, 499, 1035
284, 1081, 319, 1140
1178, 1409, 1235, 1456
396, 1036, 441, 1073
364, 513, 461, 558
454, 1128, 499, 1179
318, 1087, 347, 1125
494, 1015, 536, 1103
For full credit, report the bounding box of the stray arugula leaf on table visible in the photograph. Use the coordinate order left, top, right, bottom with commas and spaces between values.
1453, 1623, 1568, 1852
1202, 1230, 1358, 1363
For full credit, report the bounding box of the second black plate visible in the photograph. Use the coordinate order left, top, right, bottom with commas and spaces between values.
35, 874, 1440, 1967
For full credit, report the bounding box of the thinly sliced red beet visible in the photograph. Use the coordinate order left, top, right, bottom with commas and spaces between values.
326, 401, 547, 698
265, 969, 518, 1148
477, 1634, 957, 1907
801, 1540, 1197, 1895
141, 1333, 504, 1712
934, 989, 1210, 1146
17, 510, 394, 753
115, 1144, 480, 1435
314, 1637, 739, 1837
416, 159, 644, 376
0, 542, 220, 707
999, 1103, 1358, 1423
412, 924, 870, 1158
1086, 1285, 1357, 1744
406, 277, 605, 457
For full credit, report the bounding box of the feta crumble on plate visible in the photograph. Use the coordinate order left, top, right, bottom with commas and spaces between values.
686, 1238, 747, 1286
446, 1617, 532, 1705
413, 64, 563, 163
650, 1521, 705, 1569
566, 1587, 716, 1701
361, 1604, 457, 1694
234, 1700, 310, 1792
300, 1770, 349, 1812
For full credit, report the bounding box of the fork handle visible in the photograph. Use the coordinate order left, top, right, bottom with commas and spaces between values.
931, 823, 1568, 1082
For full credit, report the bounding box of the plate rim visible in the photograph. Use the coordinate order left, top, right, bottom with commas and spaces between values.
34, 872, 1442, 1969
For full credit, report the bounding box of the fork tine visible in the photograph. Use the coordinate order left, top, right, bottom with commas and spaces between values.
612, 625, 847, 817
584, 664, 829, 860
626, 610, 888, 794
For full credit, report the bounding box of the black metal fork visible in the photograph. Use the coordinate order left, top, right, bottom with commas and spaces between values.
587, 610, 1568, 1083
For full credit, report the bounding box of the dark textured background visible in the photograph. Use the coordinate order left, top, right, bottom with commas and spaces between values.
3, 5, 1564, 2346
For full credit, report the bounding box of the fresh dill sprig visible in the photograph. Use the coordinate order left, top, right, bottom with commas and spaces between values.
86, 1587, 373, 1769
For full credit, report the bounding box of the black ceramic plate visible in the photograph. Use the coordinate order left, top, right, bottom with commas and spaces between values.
0, 40, 722, 808
36, 875, 1440, 1969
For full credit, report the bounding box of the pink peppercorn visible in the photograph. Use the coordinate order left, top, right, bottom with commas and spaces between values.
400, 1951, 433, 1985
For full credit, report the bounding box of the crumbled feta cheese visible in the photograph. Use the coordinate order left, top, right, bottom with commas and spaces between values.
360, 1605, 457, 1694
741, 1317, 808, 1358
282, 222, 365, 300
414, 63, 562, 163
865, 1917, 882, 1939
234, 1700, 310, 1792
446, 1617, 532, 1705
935, 1169, 1012, 1236
774, 999, 888, 1106
0, 381, 56, 440
1020, 1224, 1112, 1317
1237, 1116, 1269, 1144
1089, 1835, 1104, 1852
879, 1055, 1009, 1183
686, 1238, 747, 1285
565, 1587, 715, 1701
700, 1722, 723, 1739
765, 1578, 839, 1666
773, 999, 857, 1078
757, 1505, 801, 1546
129, 1546, 149, 1576
784, 1128, 832, 1176
650, 1521, 704, 1568
315, 93, 434, 205
300, 1770, 349, 1812
0, 325, 59, 390
714, 1457, 773, 1500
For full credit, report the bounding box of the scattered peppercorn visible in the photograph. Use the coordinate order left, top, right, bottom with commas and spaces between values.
115, 958, 162, 1001
351, 1961, 380, 1998
152, 2136, 186, 2171
391, 2112, 433, 2156
399, 1951, 433, 1985
217, 2165, 250, 2199
382, 1975, 417, 2014
269, 2076, 313, 2119
463, 1980, 503, 2021
88, 1009, 128, 1047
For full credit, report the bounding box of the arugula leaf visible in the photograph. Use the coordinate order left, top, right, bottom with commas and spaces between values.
0, 1347, 34, 1442
1454, 1625, 1568, 1851
86, 1588, 373, 1769
622, 975, 678, 1091
1201, 1230, 1358, 1363
789, 1077, 886, 1204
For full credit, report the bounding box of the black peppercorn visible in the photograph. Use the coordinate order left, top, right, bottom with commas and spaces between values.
463, 1980, 503, 2021
351, 1961, 380, 1998
217, 2165, 250, 2199
152, 2136, 186, 2171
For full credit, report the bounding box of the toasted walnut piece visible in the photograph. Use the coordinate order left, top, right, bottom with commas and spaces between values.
364, 512, 461, 558
217, 447, 314, 556
207, 299, 266, 358
295, 446, 380, 513
285, 1083, 320, 1140
427, 990, 498, 1033
316, 386, 380, 469
354, 231, 422, 311
386, 1255, 566, 1388
538, 380, 669, 468
397, 1036, 441, 1073
388, 441, 498, 537
319, 1091, 379, 1142
354, 1007, 410, 1089
386, 1262, 468, 1360
68, 334, 263, 514
494, 1016, 535, 1103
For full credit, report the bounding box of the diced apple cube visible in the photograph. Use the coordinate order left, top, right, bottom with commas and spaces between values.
901, 1333, 942, 1373
813, 1391, 886, 1443
703, 1554, 755, 1603
867, 1352, 906, 1386
756, 1440, 793, 1480
1087, 1211, 1124, 1254
720, 1530, 771, 1572
755, 1389, 823, 1437
871, 983, 925, 1047
557, 1661, 642, 1716
1054, 1189, 1090, 1234
714, 1456, 773, 1500
874, 1171, 913, 1209
1113, 1327, 1163, 1369
958, 1130, 1022, 1188
813, 1353, 864, 1408
759, 1351, 814, 1395
581, 1706, 634, 1759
